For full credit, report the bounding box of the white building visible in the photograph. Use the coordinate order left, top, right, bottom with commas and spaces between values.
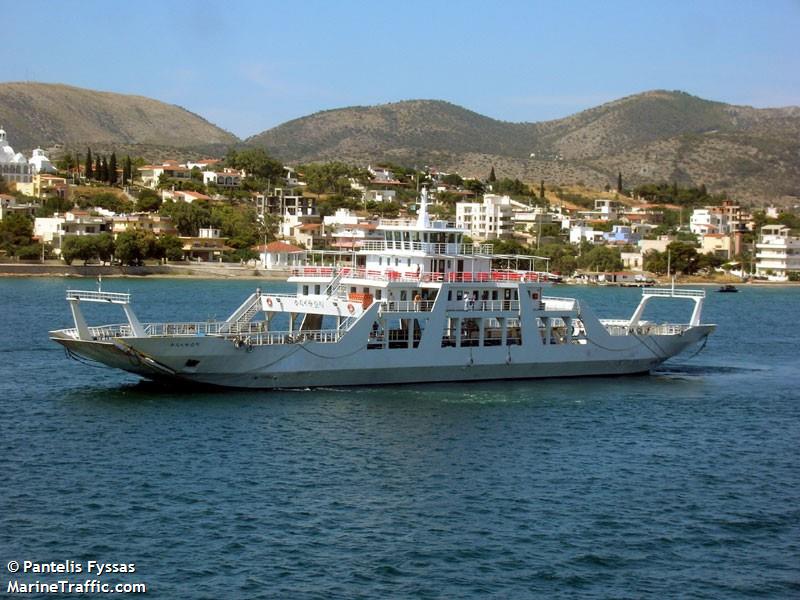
364, 188, 397, 204
594, 199, 624, 221
368, 165, 395, 182
755, 225, 800, 281
28, 148, 56, 174
569, 225, 604, 245
323, 208, 380, 250
138, 161, 192, 188
185, 158, 220, 171
0, 127, 33, 186
34, 210, 112, 256
690, 208, 726, 236
162, 190, 212, 204
202, 168, 244, 188
455, 194, 514, 240
255, 240, 306, 269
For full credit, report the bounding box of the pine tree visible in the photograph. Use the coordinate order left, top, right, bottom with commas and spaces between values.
109, 152, 118, 185
85, 148, 93, 179
94, 156, 101, 180
101, 156, 109, 183
488, 166, 496, 182
617, 171, 623, 193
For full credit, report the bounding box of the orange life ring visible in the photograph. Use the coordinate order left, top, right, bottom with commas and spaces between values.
347, 303, 355, 314
266, 297, 273, 307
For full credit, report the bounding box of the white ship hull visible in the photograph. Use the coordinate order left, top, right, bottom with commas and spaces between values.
52, 314, 712, 389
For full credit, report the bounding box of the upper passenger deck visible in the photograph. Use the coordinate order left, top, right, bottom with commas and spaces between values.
358, 240, 494, 255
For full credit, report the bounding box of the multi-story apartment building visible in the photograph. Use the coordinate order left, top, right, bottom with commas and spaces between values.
34, 210, 112, 256
112, 214, 177, 238
455, 194, 514, 240
755, 225, 800, 281
138, 161, 193, 188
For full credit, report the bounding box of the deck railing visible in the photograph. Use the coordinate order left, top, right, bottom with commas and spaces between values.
445, 300, 522, 312
643, 288, 706, 298
603, 322, 691, 336
290, 267, 548, 284
358, 241, 494, 255
66, 290, 131, 304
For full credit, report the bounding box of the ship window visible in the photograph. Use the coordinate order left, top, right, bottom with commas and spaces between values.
350, 287, 357, 293
492, 290, 498, 300
504, 289, 511, 300
507, 318, 522, 346
456, 290, 463, 301
513, 290, 518, 300
378, 257, 382, 265
375, 289, 382, 300
314, 285, 321, 294
302, 285, 309, 295
407, 258, 411, 267
400, 290, 407, 301
447, 290, 452, 301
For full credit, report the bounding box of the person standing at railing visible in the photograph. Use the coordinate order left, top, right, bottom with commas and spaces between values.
413, 293, 421, 311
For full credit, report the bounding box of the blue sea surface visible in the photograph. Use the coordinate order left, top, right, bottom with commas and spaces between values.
1, 278, 798, 598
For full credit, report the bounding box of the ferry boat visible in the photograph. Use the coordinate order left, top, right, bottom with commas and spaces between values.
49, 190, 714, 389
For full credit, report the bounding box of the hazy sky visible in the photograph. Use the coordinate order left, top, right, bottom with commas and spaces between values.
2, 0, 798, 138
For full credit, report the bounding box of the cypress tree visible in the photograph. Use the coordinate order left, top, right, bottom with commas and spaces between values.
539, 179, 545, 200
85, 148, 93, 179
109, 152, 118, 185
488, 166, 496, 182
617, 171, 623, 193
101, 156, 109, 182
122, 156, 132, 185
94, 156, 102, 180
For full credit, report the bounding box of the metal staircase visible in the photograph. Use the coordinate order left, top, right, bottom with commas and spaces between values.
221, 291, 262, 334
324, 268, 347, 297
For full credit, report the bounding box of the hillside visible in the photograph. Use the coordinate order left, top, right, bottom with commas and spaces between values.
247, 91, 800, 203
0, 82, 238, 151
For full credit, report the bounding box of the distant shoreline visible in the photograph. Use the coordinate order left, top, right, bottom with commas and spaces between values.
0, 262, 290, 280
0, 262, 797, 286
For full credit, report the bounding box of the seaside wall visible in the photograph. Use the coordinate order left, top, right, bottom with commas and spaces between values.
0, 262, 290, 279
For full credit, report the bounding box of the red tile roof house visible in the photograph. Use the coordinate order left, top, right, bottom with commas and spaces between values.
254, 241, 306, 269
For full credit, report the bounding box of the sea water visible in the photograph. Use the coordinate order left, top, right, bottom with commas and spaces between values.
1, 278, 798, 598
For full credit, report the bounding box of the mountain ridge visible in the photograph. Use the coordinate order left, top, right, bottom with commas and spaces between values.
246, 90, 800, 201
1, 82, 797, 202
0, 82, 238, 151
